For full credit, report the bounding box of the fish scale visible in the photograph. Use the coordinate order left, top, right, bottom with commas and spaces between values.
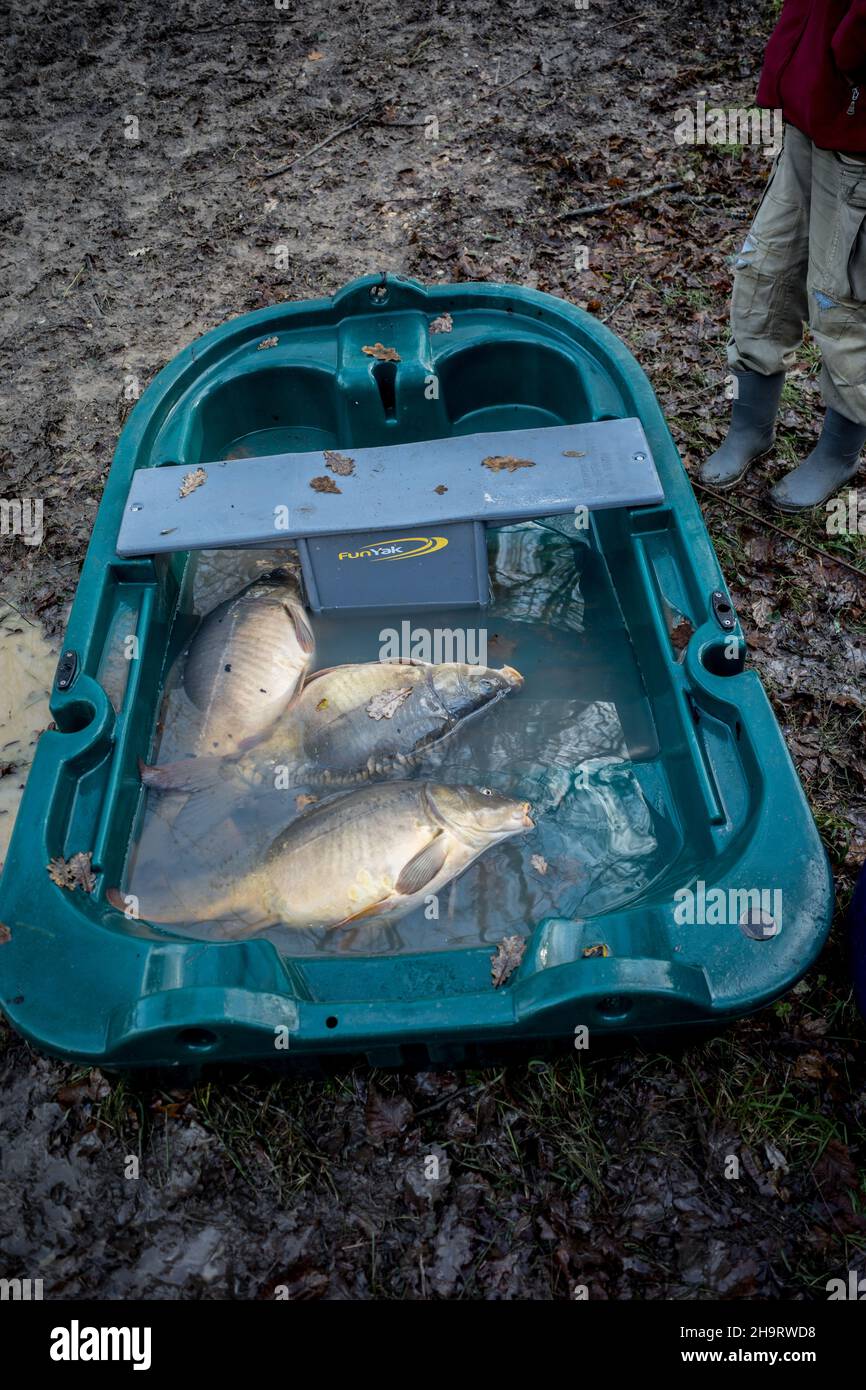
119, 781, 532, 932
236, 660, 521, 787
180, 573, 313, 756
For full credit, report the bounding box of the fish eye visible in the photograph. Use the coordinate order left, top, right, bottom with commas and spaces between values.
480, 787, 494, 796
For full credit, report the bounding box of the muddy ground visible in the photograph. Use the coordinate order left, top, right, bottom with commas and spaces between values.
1, 0, 865, 1300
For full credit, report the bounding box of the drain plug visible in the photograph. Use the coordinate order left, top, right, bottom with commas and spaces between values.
739, 909, 780, 940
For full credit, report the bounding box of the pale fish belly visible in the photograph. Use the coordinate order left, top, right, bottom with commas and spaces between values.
186, 600, 310, 753
263, 785, 436, 926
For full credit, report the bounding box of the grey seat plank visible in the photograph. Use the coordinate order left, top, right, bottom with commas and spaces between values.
116, 419, 663, 556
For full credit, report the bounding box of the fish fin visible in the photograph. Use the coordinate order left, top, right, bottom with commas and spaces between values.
395, 832, 448, 895
139, 755, 225, 793
211, 917, 280, 940
301, 663, 346, 687
234, 730, 268, 753
330, 897, 397, 928
167, 783, 252, 859
302, 658, 429, 689
286, 603, 315, 655
106, 878, 251, 928
104, 883, 191, 926
209, 908, 281, 938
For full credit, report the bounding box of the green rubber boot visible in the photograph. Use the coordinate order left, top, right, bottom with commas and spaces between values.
699, 370, 785, 490
769, 408, 866, 512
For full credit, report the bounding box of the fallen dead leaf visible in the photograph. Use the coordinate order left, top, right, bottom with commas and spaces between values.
562, 449, 587, 458
434, 484, 448, 495
793, 1051, 827, 1082
179, 467, 207, 498
362, 343, 401, 362
582, 942, 611, 958
531, 853, 549, 875
295, 793, 317, 811
491, 935, 526, 987
0, 922, 10, 944
365, 1088, 414, 1141
323, 450, 355, 477
670, 616, 694, 652
751, 596, 774, 629
48, 858, 73, 888
482, 454, 535, 473
801, 1014, 830, 1037
307, 49, 325, 60
310, 476, 341, 494
68, 852, 96, 892
55, 1070, 111, 1107
47, 851, 96, 893
367, 686, 413, 720
316, 698, 328, 712
257, 335, 278, 350
429, 313, 453, 334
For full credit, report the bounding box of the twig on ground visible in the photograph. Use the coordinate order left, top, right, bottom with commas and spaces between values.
85, 255, 103, 318
563, 180, 684, 218
602, 275, 640, 322
263, 100, 386, 180
413, 1083, 487, 1119
493, 46, 570, 89
62, 265, 84, 298
0, 596, 37, 627
693, 481, 866, 581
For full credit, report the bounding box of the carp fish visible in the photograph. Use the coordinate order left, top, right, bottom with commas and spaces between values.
142, 659, 522, 790
170, 568, 314, 759
110, 780, 533, 933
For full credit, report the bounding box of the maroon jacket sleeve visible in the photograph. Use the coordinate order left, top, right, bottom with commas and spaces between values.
832, 1, 866, 78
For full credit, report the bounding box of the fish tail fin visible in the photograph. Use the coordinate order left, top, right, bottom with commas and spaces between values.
105, 879, 253, 928
234, 725, 303, 788
139, 754, 227, 793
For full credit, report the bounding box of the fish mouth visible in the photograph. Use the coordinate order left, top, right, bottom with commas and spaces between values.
500, 665, 523, 688
520, 801, 534, 829
261, 564, 297, 584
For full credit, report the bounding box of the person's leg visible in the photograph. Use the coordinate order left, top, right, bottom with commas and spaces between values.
700, 126, 811, 487
769, 147, 866, 510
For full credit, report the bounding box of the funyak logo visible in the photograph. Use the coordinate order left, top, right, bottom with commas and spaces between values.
49, 1320, 152, 1371
337, 535, 448, 562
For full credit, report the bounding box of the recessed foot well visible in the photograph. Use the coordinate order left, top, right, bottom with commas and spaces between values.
702, 641, 746, 676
